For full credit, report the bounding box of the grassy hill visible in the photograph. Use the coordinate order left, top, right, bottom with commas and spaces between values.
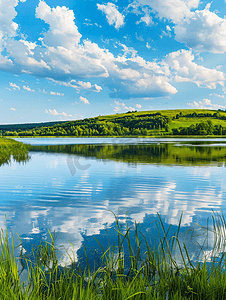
1, 109, 226, 137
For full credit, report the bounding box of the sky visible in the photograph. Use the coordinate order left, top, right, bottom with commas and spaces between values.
1, 0, 226, 123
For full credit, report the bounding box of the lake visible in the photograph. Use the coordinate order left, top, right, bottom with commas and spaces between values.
2, 137, 226, 265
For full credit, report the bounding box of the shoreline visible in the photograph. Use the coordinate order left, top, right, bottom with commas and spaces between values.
8, 135, 226, 139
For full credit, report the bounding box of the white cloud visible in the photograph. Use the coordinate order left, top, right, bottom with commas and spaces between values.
146, 42, 151, 49
0, 0, 20, 71
0, 0, 18, 39
113, 106, 121, 112
97, 3, 125, 29
94, 84, 102, 92
103, 44, 177, 99
135, 33, 144, 42
131, 1, 226, 54
9, 82, 20, 90
210, 93, 225, 98
23, 85, 35, 92
35, 1, 82, 48
166, 49, 225, 89
107, 73, 177, 99
50, 91, 64, 96
113, 100, 135, 112
40, 89, 47, 94
45, 109, 68, 116
187, 98, 226, 109
20, 40, 36, 55
2, 0, 219, 102
175, 4, 226, 53
135, 104, 142, 108
136, 12, 153, 26
51, 79, 102, 93
132, 0, 199, 23
0, 1, 177, 100
10, 107, 16, 111
79, 96, 90, 104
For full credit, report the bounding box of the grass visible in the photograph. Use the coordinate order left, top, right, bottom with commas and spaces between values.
0, 137, 31, 166
98, 109, 220, 120
1, 211, 226, 299
3, 108, 226, 138
170, 117, 226, 131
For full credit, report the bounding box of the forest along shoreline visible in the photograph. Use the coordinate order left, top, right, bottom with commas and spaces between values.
1, 108, 226, 137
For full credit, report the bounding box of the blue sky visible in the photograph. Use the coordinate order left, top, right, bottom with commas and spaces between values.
1, 0, 226, 123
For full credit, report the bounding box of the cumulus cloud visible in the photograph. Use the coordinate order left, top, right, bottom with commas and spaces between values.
94, 84, 102, 92
175, 4, 226, 53
35, 1, 81, 48
136, 104, 142, 108
136, 11, 153, 26
0, 1, 109, 80
50, 91, 64, 96
166, 49, 225, 89
23, 85, 35, 92
2, 0, 220, 102
10, 107, 16, 111
0, 1, 177, 100
50, 79, 102, 93
113, 100, 135, 112
45, 109, 67, 116
103, 44, 177, 99
0, 0, 20, 71
79, 96, 90, 104
131, 1, 226, 54
131, 0, 199, 23
97, 3, 125, 29
0, 0, 18, 40
187, 98, 226, 110
209, 93, 225, 98
9, 82, 20, 90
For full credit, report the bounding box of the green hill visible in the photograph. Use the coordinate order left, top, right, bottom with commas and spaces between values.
1, 109, 226, 137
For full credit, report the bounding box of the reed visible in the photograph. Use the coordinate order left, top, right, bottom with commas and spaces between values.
0, 138, 30, 166
1, 211, 226, 299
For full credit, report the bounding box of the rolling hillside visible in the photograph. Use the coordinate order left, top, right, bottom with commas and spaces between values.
1, 109, 226, 137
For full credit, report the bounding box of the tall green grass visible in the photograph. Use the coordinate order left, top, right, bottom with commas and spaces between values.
1, 211, 226, 299
0, 138, 30, 166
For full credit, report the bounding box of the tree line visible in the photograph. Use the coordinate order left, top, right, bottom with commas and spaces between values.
1, 110, 226, 137
0, 113, 170, 137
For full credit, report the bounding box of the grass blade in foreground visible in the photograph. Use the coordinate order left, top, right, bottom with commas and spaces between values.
1, 211, 226, 299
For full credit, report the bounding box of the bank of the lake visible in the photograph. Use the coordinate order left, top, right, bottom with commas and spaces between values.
0, 138, 31, 166
1, 213, 226, 300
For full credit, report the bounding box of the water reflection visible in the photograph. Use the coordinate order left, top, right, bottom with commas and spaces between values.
0, 147, 30, 167
31, 143, 226, 166
0, 140, 226, 266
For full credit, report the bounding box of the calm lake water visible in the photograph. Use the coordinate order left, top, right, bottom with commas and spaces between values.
2, 137, 226, 264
